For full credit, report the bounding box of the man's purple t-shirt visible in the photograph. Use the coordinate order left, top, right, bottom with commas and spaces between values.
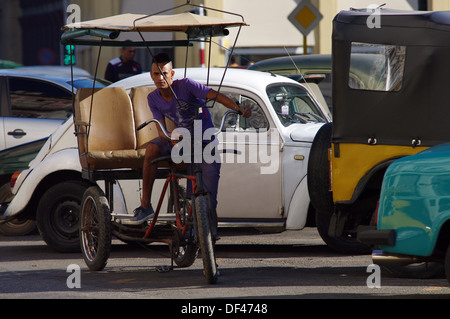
147, 78, 213, 133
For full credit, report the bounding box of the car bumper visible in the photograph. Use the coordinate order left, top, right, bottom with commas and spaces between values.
371, 249, 423, 267
357, 225, 396, 246
357, 227, 427, 267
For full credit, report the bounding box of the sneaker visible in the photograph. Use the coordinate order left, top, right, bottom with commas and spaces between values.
120, 205, 155, 225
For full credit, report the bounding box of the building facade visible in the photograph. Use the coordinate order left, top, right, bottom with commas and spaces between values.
0, 0, 448, 75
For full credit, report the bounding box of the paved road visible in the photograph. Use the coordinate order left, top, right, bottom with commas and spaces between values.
0, 227, 449, 303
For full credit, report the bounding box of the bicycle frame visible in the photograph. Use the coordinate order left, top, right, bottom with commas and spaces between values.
141, 109, 238, 242
144, 166, 198, 240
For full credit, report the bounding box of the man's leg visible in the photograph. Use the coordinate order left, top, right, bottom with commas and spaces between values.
120, 138, 170, 225
200, 161, 221, 211
141, 142, 161, 209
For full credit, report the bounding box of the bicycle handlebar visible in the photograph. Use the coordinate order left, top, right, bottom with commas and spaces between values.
137, 118, 176, 140
137, 109, 241, 140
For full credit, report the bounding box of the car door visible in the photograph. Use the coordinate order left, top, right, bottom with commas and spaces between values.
209, 88, 283, 220
2, 77, 69, 149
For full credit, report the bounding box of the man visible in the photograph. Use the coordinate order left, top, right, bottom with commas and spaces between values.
122, 53, 251, 225
104, 46, 142, 82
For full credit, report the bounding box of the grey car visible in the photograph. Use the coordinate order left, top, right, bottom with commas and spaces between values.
0, 66, 109, 150
248, 55, 333, 106
0, 66, 109, 235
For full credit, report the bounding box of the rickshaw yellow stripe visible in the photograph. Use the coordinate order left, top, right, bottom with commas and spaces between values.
330, 143, 427, 203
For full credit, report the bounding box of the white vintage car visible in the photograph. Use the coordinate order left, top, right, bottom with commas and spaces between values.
2, 68, 330, 252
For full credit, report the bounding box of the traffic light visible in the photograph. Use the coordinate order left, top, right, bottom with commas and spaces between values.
63, 44, 76, 65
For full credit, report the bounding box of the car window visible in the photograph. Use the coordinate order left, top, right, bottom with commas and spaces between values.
69, 78, 110, 89
207, 92, 269, 132
349, 42, 406, 92
8, 77, 72, 119
266, 84, 326, 127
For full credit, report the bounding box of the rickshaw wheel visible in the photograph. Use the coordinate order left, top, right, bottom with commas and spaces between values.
171, 185, 198, 268
174, 226, 199, 268
79, 186, 112, 271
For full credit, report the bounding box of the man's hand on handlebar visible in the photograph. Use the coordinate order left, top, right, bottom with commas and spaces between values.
239, 105, 251, 118
169, 132, 183, 146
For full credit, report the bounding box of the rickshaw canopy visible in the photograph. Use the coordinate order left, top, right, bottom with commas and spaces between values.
62, 12, 247, 33
332, 9, 450, 147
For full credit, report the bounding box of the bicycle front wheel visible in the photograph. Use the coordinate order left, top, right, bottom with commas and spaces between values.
195, 195, 218, 284
79, 186, 112, 271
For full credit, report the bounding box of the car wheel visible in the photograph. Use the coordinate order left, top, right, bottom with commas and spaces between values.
315, 210, 371, 255
307, 122, 334, 214
36, 181, 89, 253
0, 218, 37, 236
0, 183, 37, 236
386, 262, 444, 279
445, 243, 450, 285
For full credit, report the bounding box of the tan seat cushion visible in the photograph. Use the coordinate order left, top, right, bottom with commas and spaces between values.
131, 86, 176, 149
80, 149, 146, 169
74, 87, 139, 169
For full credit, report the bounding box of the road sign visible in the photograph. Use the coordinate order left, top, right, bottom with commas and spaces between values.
288, 0, 323, 37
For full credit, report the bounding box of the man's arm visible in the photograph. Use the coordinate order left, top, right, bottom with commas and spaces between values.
206, 89, 251, 118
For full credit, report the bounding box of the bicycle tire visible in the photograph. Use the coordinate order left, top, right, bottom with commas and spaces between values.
174, 237, 199, 267
79, 186, 112, 271
172, 183, 198, 268
195, 195, 218, 284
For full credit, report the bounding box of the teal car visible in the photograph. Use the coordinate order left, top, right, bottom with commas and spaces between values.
359, 143, 450, 283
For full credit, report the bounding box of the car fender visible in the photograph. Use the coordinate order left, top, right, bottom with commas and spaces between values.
285, 175, 310, 230
4, 148, 82, 218
5, 147, 129, 218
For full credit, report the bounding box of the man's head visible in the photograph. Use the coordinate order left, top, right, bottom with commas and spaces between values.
121, 47, 136, 63
150, 53, 174, 89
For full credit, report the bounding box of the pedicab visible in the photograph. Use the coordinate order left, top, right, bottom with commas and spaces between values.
61, 2, 247, 284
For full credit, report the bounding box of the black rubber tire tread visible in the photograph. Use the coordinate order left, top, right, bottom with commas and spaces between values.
174, 240, 199, 268
36, 181, 88, 252
445, 244, 450, 286
79, 186, 112, 271
195, 195, 217, 284
315, 210, 371, 255
173, 182, 198, 268
307, 122, 334, 214
386, 262, 444, 279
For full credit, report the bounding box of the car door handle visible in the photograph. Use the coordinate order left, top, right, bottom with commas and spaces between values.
8, 129, 27, 137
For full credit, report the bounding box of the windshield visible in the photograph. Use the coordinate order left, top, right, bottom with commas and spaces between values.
266, 84, 326, 127
349, 43, 406, 92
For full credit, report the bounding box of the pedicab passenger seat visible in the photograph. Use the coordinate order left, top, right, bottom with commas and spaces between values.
130, 87, 179, 173
74, 87, 145, 182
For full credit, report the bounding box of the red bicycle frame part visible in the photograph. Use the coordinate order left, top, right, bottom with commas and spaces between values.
144, 172, 197, 239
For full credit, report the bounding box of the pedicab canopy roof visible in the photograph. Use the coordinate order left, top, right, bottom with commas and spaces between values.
332, 9, 450, 147
61, 12, 247, 42
61, 12, 247, 46
62, 12, 247, 33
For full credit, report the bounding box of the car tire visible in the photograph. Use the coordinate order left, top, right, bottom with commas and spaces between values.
315, 210, 371, 255
386, 262, 445, 279
0, 219, 37, 236
445, 244, 450, 285
36, 181, 89, 253
0, 183, 37, 236
307, 122, 334, 214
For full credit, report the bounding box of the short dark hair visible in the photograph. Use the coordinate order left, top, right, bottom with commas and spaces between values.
152, 52, 172, 65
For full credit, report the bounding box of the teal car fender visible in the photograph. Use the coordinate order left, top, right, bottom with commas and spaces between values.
378, 143, 450, 256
